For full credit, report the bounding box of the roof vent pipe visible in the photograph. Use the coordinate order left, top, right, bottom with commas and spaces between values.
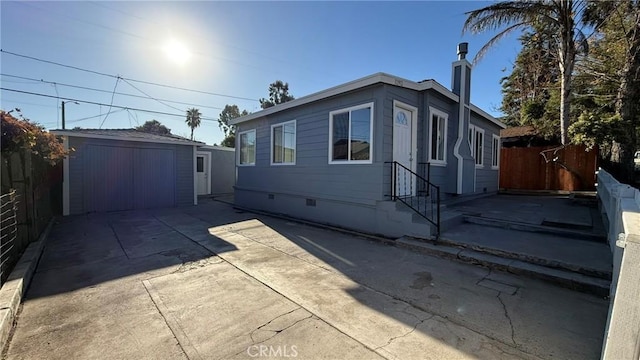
457, 42, 468, 60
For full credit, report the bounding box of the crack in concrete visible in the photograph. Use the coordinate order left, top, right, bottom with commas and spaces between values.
374, 314, 434, 351
230, 309, 313, 358
248, 307, 309, 343
477, 268, 493, 285
497, 292, 517, 346
142, 280, 203, 360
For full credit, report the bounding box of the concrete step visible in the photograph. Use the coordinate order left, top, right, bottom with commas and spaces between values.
437, 233, 611, 280
462, 215, 607, 243
395, 236, 610, 297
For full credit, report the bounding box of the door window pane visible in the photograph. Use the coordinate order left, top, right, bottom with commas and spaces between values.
197, 157, 204, 172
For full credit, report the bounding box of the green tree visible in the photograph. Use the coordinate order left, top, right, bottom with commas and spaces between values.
463, 0, 595, 145
185, 108, 202, 141
218, 104, 248, 148
499, 24, 561, 137
259, 80, 295, 109
571, 1, 640, 181
135, 120, 171, 135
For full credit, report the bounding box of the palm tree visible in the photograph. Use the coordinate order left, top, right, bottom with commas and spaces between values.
185, 108, 201, 141
463, 0, 592, 145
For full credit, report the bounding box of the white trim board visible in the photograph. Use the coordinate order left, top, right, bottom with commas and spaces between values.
62, 136, 70, 216
196, 151, 213, 195
198, 145, 235, 152
193, 146, 198, 205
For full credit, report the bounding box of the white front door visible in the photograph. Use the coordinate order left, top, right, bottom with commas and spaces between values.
196, 152, 210, 195
393, 101, 418, 197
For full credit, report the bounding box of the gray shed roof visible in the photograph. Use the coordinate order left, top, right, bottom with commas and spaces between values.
51, 128, 204, 146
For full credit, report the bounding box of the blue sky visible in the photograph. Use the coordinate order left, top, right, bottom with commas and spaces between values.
1, 1, 522, 145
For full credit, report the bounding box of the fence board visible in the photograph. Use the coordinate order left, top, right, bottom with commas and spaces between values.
500, 144, 598, 191
0, 151, 63, 287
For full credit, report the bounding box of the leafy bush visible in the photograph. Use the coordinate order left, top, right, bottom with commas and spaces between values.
1, 110, 68, 165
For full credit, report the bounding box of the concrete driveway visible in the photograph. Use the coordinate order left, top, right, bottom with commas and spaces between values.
3, 199, 608, 359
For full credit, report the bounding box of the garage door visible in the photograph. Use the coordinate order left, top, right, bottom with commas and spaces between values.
84, 145, 176, 212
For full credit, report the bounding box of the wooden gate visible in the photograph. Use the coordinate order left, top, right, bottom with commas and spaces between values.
499, 144, 598, 191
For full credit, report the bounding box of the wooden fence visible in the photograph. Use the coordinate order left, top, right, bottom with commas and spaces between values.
0, 151, 62, 286
499, 144, 598, 191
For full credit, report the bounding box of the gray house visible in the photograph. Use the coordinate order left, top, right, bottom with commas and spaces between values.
230, 43, 505, 238
53, 129, 202, 215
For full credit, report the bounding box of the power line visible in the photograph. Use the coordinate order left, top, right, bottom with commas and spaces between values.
67, 108, 127, 124
1, 87, 220, 123
1, 74, 223, 110
120, 78, 184, 112
99, 77, 120, 129
0, 49, 259, 102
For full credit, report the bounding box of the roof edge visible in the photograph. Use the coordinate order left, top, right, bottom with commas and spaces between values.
229, 72, 504, 128
51, 130, 203, 146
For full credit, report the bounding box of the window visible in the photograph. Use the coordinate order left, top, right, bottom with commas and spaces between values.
238, 129, 256, 165
271, 120, 296, 165
468, 123, 485, 167
197, 156, 204, 172
428, 107, 448, 165
329, 102, 374, 164
474, 127, 484, 167
492, 134, 500, 169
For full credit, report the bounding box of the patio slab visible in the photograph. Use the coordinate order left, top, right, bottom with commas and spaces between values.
3, 200, 609, 360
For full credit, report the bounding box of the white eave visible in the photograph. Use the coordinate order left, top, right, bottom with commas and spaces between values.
230, 72, 506, 129
51, 130, 203, 146
199, 144, 235, 152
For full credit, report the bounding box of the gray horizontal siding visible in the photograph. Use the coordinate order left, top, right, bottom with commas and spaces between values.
68, 137, 193, 214
175, 144, 194, 206
470, 111, 501, 194
236, 85, 387, 206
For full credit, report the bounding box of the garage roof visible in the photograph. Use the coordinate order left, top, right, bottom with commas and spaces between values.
51, 129, 204, 146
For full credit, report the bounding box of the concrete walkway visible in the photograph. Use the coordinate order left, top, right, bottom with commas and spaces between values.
4, 200, 608, 359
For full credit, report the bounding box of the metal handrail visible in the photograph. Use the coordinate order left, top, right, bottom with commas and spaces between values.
385, 161, 440, 238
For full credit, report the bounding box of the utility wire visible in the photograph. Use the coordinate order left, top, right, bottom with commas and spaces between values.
120, 78, 184, 112
67, 108, 127, 124
0, 49, 259, 102
1, 74, 223, 110
99, 77, 121, 129
1, 87, 219, 122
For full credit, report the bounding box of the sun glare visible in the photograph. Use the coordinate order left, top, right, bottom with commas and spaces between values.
162, 39, 192, 66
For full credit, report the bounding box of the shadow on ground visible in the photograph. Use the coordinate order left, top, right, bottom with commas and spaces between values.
14, 197, 608, 360
186, 199, 608, 359
27, 203, 248, 299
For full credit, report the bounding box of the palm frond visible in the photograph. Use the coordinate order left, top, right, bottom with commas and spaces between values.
473, 23, 526, 63
463, 1, 557, 35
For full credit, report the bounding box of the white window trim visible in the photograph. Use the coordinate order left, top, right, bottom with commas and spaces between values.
428, 107, 448, 167
474, 127, 485, 168
491, 134, 500, 170
328, 102, 374, 165
270, 120, 297, 166
237, 129, 256, 166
